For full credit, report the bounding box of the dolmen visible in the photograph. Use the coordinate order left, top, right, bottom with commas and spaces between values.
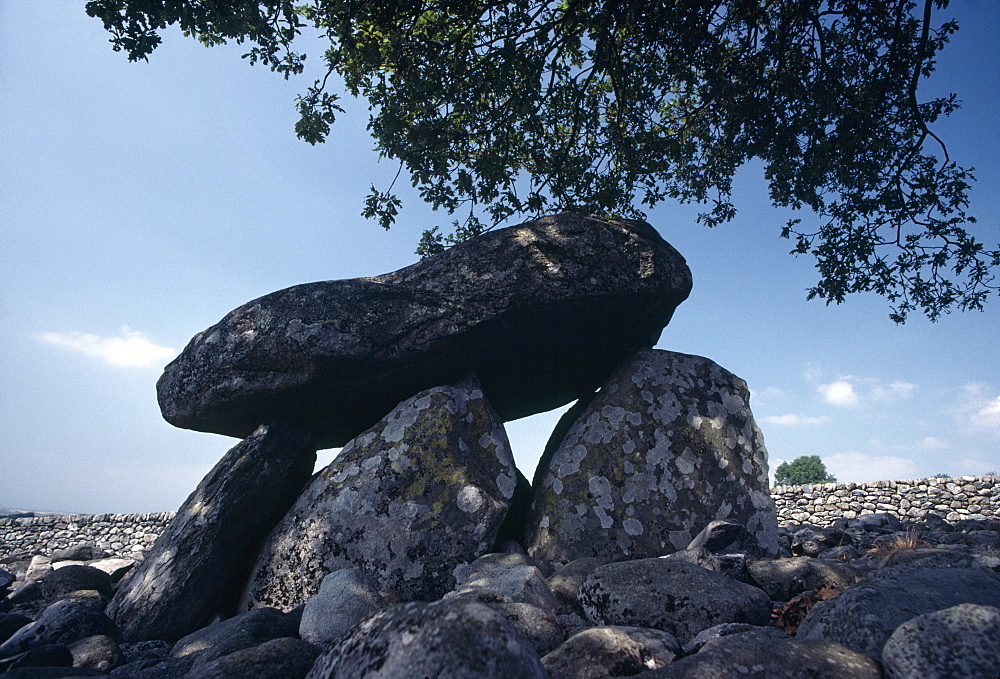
4, 213, 996, 677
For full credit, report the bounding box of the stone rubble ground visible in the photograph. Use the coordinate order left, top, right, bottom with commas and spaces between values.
1, 514, 998, 677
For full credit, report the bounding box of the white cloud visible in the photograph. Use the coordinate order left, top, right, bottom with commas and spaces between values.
762, 414, 832, 426
918, 436, 949, 451
871, 380, 916, 401
971, 396, 1000, 431
818, 380, 860, 408
949, 383, 1000, 436
38, 326, 176, 368
824, 451, 918, 483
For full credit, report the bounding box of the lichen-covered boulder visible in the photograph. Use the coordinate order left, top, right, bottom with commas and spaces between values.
306, 598, 547, 679
525, 349, 778, 564
796, 565, 1000, 660
643, 630, 881, 678
0, 596, 120, 659
239, 376, 518, 610
107, 421, 316, 642
881, 603, 1000, 679
541, 625, 681, 678
578, 559, 772, 645
158, 213, 692, 448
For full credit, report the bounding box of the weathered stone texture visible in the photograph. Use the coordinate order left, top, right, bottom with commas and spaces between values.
306, 598, 547, 679
240, 377, 518, 610
526, 349, 778, 563
156, 213, 692, 448
579, 559, 773, 645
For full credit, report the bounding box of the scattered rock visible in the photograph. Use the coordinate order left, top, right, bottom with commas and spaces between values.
241, 378, 518, 609
298, 569, 387, 648
579, 558, 772, 644
881, 603, 1000, 679
490, 602, 565, 655
445, 553, 559, 614
306, 598, 548, 678
109, 656, 194, 678
660, 548, 723, 573
546, 558, 607, 615
526, 350, 778, 564
640, 629, 881, 678
796, 565, 1000, 659
108, 421, 316, 642
0, 613, 32, 646
0, 595, 120, 659
68, 633, 125, 671
680, 623, 788, 656
158, 213, 692, 448
184, 637, 321, 679
747, 557, 858, 601
686, 520, 748, 553
0, 567, 15, 590
50, 546, 109, 563
0, 643, 74, 673
169, 606, 300, 668
25, 555, 53, 580
541, 625, 680, 678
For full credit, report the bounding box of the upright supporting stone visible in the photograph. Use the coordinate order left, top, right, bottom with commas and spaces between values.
107, 421, 316, 641
525, 349, 778, 563
239, 376, 518, 610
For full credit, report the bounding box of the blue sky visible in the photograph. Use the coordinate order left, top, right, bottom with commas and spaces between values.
1, 2, 998, 514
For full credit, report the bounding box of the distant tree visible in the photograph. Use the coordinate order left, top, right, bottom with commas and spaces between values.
933, 472, 951, 478
85, 0, 999, 321
774, 455, 837, 485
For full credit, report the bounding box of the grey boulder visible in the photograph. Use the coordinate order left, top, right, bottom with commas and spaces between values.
546, 558, 607, 615
445, 553, 559, 614
881, 603, 1000, 679
491, 602, 565, 655
526, 349, 779, 563
796, 565, 1000, 659
641, 629, 881, 678
50, 546, 109, 563
306, 598, 547, 678
579, 559, 772, 644
0, 596, 120, 659
68, 634, 125, 672
11, 566, 113, 606
747, 557, 858, 601
240, 377, 518, 609
298, 569, 387, 648
107, 421, 316, 642
169, 606, 301, 667
184, 637, 321, 679
157, 213, 692, 448
542, 625, 680, 679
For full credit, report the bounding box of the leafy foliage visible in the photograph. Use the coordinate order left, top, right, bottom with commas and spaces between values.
774, 455, 837, 485
86, 0, 999, 321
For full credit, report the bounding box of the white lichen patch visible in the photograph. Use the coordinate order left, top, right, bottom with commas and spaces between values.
623, 517, 644, 535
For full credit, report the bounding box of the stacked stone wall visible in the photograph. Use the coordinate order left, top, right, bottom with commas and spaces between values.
0, 512, 175, 560
2, 475, 998, 558
772, 475, 1000, 526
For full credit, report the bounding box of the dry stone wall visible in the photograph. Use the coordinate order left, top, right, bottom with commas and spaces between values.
0, 512, 174, 560
2, 475, 998, 559
773, 475, 1000, 526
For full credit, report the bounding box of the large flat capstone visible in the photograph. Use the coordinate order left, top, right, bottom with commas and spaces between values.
157, 213, 692, 448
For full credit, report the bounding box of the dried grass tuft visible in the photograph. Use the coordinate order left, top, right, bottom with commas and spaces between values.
865, 527, 929, 562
